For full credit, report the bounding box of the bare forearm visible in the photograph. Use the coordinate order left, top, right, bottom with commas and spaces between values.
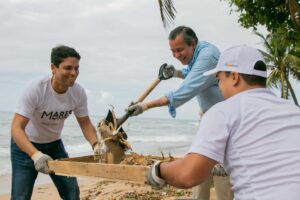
12, 129, 38, 157
77, 116, 98, 146
145, 96, 169, 109
160, 154, 217, 188
11, 114, 38, 157
82, 124, 97, 145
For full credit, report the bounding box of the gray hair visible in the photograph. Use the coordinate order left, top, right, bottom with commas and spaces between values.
168, 26, 198, 46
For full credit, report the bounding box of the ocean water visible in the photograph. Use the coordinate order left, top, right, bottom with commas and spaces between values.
0, 111, 199, 176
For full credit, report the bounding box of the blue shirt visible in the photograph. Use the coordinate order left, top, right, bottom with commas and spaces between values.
166, 41, 224, 118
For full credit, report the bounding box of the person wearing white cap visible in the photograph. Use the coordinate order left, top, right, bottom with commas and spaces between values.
146, 45, 300, 200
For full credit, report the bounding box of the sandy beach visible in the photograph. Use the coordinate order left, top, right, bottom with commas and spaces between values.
0, 175, 217, 200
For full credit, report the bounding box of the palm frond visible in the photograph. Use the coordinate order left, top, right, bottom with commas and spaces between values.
266, 69, 281, 89
158, 0, 177, 28
254, 31, 273, 53
258, 49, 275, 63
284, 54, 300, 79
284, 54, 300, 66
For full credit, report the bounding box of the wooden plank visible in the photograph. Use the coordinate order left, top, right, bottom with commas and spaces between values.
58, 155, 97, 162
48, 156, 150, 183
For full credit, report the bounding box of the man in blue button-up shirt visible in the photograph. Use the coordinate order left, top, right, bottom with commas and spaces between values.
127, 26, 233, 200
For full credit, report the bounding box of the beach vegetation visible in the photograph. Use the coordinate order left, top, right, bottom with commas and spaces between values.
157, 0, 300, 105
255, 29, 300, 105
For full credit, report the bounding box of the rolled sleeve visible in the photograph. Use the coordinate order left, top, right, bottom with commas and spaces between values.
181, 67, 190, 78
166, 91, 176, 118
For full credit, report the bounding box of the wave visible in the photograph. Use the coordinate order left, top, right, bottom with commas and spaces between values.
0, 159, 11, 176
65, 142, 93, 156
129, 135, 192, 143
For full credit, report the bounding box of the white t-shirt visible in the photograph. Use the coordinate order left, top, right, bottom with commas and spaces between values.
16, 76, 89, 143
189, 88, 300, 200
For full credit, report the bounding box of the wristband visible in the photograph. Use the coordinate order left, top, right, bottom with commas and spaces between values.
155, 161, 163, 178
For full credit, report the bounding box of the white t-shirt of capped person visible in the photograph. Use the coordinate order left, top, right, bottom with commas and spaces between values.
188, 88, 300, 200
16, 76, 88, 143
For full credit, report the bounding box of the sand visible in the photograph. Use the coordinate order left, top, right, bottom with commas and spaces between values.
0, 175, 217, 200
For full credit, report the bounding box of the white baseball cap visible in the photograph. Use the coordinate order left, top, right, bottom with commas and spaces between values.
204, 45, 267, 78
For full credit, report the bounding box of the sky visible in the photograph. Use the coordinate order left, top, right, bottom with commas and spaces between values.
0, 0, 297, 120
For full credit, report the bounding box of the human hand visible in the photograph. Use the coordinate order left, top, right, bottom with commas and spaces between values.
125, 102, 148, 116
31, 151, 53, 174
92, 141, 107, 155
158, 63, 175, 80
147, 160, 166, 189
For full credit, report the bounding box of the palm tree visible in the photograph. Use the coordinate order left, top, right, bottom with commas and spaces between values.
158, 0, 176, 28
255, 29, 300, 106
158, 0, 300, 33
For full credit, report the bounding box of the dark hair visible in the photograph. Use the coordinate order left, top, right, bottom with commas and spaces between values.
224, 60, 267, 86
239, 74, 267, 86
51, 45, 81, 67
168, 26, 198, 46
224, 72, 267, 87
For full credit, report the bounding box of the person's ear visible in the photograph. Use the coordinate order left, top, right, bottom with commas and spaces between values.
191, 41, 196, 49
51, 63, 56, 75
231, 72, 240, 86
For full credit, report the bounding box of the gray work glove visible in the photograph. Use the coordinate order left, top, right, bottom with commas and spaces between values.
125, 102, 148, 117
211, 164, 228, 176
147, 160, 166, 189
92, 140, 107, 155
158, 63, 175, 80
31, 151, 53, 174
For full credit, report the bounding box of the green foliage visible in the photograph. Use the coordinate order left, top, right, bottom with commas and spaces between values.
255, 30, 300, 105
224, 0, 300, 51
223, 0, 300, 105
224, 0, 294, 31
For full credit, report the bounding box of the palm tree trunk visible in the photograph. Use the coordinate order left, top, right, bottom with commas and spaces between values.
281, 73, 286, 99
286, 76, 299, 106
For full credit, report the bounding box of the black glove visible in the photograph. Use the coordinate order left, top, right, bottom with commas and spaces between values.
147, 160, 166, 188
158, 63, 175, 80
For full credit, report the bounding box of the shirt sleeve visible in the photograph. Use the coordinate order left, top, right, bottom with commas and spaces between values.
16, 81, 40, 119
181, 66, 190, 78
188, 105, 229, 163
73, 87, 89, 118
166, 52, 219, 118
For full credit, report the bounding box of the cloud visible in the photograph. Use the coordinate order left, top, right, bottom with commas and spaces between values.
0, 0, 276, 119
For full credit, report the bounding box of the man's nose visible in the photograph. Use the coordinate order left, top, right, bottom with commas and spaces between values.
70, 68, 78, 75
173, 52, 181, 58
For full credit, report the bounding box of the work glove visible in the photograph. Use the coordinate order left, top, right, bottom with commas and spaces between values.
125, 102, 148, 117
31, 151, 53, 174
92, 140, 108, 155
211, 164, 228, 177
158, 63, 175, 80
147, 160, 166, 189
